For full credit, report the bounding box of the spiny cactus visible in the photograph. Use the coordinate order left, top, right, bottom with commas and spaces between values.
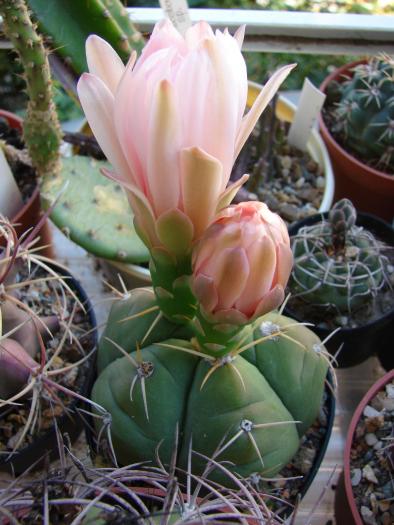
0, 219, 59, 400
328, 55, 394, 173
0, 433, 294, 524
92, 291, 329, 483
0, 218, 97, 458
290, 199, 388, 313
0, 0, 62, 180
27, 0, 144, 76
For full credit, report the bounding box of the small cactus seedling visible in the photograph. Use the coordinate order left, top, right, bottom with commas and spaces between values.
290, 199, 388, 313
327, 55, 394, 173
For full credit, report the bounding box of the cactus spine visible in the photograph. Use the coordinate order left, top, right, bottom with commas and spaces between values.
0, 0, 62, 180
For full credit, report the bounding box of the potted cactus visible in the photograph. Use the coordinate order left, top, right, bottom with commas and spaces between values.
0, 218, 97, 473
319, 55, 394, 222
286, 199, 394, 367
76, 19, 335, 512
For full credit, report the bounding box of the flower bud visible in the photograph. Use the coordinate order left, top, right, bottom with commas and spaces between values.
192, 202, 293, 324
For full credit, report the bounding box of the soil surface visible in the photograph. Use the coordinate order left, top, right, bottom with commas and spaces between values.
350, 380, 394, 525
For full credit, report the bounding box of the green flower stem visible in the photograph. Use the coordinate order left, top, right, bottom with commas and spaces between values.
149, 250, 197, 324
192, 306, 248, 358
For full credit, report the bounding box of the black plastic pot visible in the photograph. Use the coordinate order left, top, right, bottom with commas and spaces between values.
0, 263, 97, 475
286, 212, 394, 368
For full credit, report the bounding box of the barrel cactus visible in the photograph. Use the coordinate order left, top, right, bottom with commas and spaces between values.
290, 199, 387, 313
80, 20, 329, 485
328, 55, 394, 173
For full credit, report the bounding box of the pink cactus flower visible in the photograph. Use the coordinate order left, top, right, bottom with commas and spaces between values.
192, 201, 293, 324
78, 20, 294, 255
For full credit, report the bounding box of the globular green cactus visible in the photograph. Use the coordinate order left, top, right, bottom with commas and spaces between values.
328, 55, 394, 173
27, 0, 144, 76
41, 155, 149, 264
92, 289, 329, 483
0, 0, 62, 179
290, 199, 387, 313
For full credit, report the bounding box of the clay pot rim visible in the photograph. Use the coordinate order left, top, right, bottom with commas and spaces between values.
318, 59, 394, 183
343, 369, 394, 525
0, 109, 40, 222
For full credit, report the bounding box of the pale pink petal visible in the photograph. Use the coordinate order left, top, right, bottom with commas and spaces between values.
216, 174, 249, 212
180, 147, 223, 239
252, 285, 285, 319
234, 64, 296, 159
235, 236, 277, 315
234, 25, 246, 49
77, 73, 136, 185
193, 274, 218, 313
274, 243, 293, 288
214, 247, 249, 310
135, 19, 186, 71
185, 21, 214, 49
86, 35, 125, 94
147, 79, 180, 216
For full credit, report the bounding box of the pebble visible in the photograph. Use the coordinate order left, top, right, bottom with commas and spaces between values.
316, 176, 325, 188
360, 506, 377, 525
365, 433, 378, 446
295, 176, 305, 188
381, 512, 391, 525
351, 468, 362, 486
364, 405, 381, 418
363, 464, 378, 484
373, 440, 383, 451
386, 384, 394, 399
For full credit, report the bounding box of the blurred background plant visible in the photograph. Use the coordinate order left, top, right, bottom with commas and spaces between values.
1, 0, 392, 120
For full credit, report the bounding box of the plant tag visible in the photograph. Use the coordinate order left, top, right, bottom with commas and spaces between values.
0, 145, 23, 219
159, 0, 191, 35
287, 78, 326, 151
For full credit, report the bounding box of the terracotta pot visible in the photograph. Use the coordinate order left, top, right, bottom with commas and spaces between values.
0, 109, 52, 254
319, 60, 394, 222
335, 369, 394, 524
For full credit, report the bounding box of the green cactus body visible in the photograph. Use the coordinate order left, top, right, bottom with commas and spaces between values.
291, 199, 385, 312
92, 288, 328, 482
27, 0, 144, 75
41, 155, 150, 264
329, 56, 394, 172
0, 0, 62, 179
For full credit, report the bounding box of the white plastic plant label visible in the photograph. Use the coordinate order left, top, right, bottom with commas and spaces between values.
159, 0, 191, 35
287, 78, 326, 151
0, 145, 23, 219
